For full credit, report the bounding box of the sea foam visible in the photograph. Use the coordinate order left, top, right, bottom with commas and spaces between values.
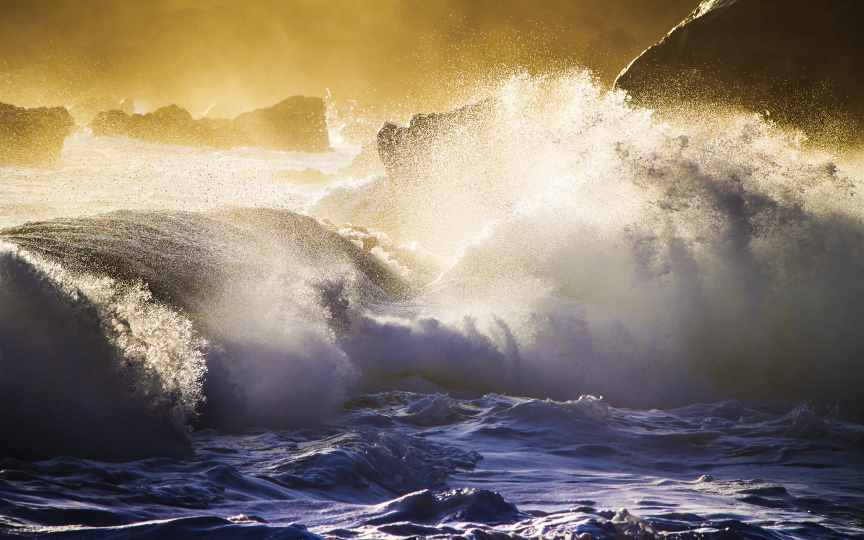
312, 71, 864, 409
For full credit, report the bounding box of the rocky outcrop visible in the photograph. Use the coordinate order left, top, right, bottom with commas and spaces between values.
0, 103, 75, 167
614, 0, 864, 145
70, 97, 134, 125
89, 96, 330, 152
233, 96, 329, 152
377, 99, 496, 180
90, 104, 232, 147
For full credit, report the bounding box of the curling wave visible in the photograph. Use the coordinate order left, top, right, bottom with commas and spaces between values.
0, 208, 409, 460
3, 71, 864, 463
313, 72, 864, 409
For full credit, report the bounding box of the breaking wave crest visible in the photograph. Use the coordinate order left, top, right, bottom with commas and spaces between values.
0, 209, 406, 460
313, 72, 864, 409
3, 72, 864, 463
0, 245, 203, 461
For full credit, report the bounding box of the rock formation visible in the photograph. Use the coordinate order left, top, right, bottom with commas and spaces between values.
0, 102, 75, 167
374, 99, 523, 263
90, 105, 224, 147
377, 99, 496, 180
69, 97, 134, 125
89, 96, 330, 153
233, 96, 329, 153
614, 0, 864, 145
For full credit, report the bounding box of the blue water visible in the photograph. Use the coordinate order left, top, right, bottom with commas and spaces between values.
1, 392, 862, 538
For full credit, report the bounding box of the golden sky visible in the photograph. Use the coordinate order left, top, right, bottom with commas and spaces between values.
0, 0, 699, 116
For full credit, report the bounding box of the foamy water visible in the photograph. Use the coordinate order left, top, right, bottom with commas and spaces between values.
1, 72, 862, 539
0, 131, 357, 230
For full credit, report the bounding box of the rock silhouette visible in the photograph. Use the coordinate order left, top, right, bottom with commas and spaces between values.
90, 96, 330, 153
614, 0, 864, 146
69, 97, 134, 125
377, 99, 496, 180
232, 96, 329, 152
0, 102, 75, 167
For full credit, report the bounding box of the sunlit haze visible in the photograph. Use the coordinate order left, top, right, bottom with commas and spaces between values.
2, 2, 863, 539
0, 0, 696, 126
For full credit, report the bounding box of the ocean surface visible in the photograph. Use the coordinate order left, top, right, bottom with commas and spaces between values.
1, 74, 863, 539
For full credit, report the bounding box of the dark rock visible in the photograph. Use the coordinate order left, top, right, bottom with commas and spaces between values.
377, 99, 496, 180
89, 109, 135, 137
233, 95, 330, 152
0, 102, 75, 167
90, 105, 221, 147
614, 0, 864, 146
70, 96, 122, 125
372, 100, 513, 257
141, 104, 198, 144
89, 96, 331, 152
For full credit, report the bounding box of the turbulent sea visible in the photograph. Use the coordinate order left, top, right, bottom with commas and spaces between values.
1, 75, 863, 539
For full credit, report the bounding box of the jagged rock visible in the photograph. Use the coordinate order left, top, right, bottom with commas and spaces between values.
373, 100, 506, 257
0, 102, 75, 167
90, 105, 226, 147
89, 96, 331, 152
614, 0, 864, 145
233, 96, 330, 152
377, 99, 496, 180
139, 105, 198, 144
89, 110, 135, 137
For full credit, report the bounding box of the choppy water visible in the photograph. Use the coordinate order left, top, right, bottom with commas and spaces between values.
1, 73, 863, 539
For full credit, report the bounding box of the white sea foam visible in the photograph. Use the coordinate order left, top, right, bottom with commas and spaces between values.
312, 71, 864, 408
0, 74, 863, 536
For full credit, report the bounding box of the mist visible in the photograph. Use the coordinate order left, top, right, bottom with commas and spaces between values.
0, 0, 698, 126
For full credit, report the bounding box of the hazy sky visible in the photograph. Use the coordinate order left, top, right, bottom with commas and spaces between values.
0, 0, 699, 116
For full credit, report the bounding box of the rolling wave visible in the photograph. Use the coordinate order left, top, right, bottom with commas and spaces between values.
313, 72, 864, 409
3, 72, 864, 466
0, 208, 408, 460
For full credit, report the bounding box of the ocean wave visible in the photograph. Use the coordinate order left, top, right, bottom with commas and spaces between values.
0, 244, 202, 461
0, 209, 410, 459
3, 71, 864, 464
263, 430, 481, 499
311, 71, 864, 409
2, 388, 861, 537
